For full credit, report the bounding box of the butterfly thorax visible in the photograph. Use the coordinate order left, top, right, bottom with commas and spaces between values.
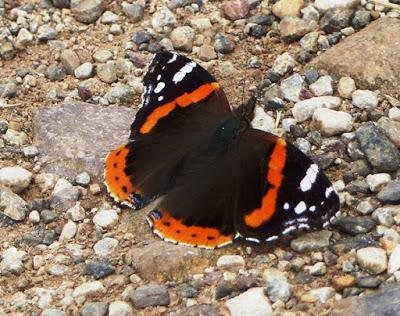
210, 114, 248, 148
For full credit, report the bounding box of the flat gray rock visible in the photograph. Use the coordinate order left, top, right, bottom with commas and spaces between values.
331, 284, 400, 316
308, 18, 400, 93
33, 103, 136, 182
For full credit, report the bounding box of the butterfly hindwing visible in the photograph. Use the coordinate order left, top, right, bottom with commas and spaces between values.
235, 129, 340, 242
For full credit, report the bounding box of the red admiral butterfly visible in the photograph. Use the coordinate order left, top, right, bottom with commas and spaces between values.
104, 52, 340, 249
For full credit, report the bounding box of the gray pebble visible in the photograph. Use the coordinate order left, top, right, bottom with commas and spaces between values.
80, 302, 108, 316
129, 284, 170, 308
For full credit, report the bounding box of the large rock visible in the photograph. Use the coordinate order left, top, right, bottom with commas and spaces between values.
308, 18, 400, 93
125, 241, 209, 282
331, 284, 400, 316
33, 103, 136, 181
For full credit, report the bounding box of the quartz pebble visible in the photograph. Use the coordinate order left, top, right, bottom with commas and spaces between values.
0, 166, 32, 193
356, 247, 387, 275
225, 287, 272, 316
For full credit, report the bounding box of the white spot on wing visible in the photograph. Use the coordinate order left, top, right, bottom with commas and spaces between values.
299, 223, 310, 229
167, 54, 178, 63
282, 226, 296, 235
154, 82, 165, 93
173, 61, 196, 84
283, 203, 290, 210
157, 74, 161, 80
158, 96, 164, 101
294, 201, 307, 214
325, 186, 334, 198
299, 164, 319, 192
266, 236, 278, 242
309, 205, 316, 212
245, 237, 260, 244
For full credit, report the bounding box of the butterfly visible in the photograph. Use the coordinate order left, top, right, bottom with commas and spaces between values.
104, 51, 340, 249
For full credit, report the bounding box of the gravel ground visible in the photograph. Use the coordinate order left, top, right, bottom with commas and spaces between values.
1, 0, 400, 315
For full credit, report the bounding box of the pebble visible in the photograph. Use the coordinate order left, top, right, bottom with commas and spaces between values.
129, 284, 170, 308
280, 73, 304, 102
304, 68, 319, 84
4, 129, 28, 146
366, 173, 391, 192
300, 31, 319, 53
49, 264, 68, 276
170, 26, 195, 51
372, 207, 395, 227
332, 275, 355, 291
263, 268, 292, 302
15, 28, 33, 49
0, 186, 27, 221
291, 230, 332, 252
217, 255, 245, 271
0, 166, 32, 193
388, 107, 400, 121
271, 52, 297, 76
377, 181, 400, 204
356, 247, 387, 275
334, 216, 376, 235
74, 62, 94, 79
1, 246, 26, 274
97, 61, 117, 83
93, 237, 119, 257
356, 198, 377, 215
46, 64, 67, 81
320, 8, 354, 33
23, 145, 39, 157
251, 107, 275, 132
356, 122, 400, 172
352, 90, 379, 110
190, 18, 213, 31
312, 108, 353, 136
93, 49, 113, 63
272, 0, 304, 18
337, 76, 356, 99
101, 11, 118, 24
176, 284, 198, 298
388, 244, 400, 274
105, 84, 135, 104
314, 0, 359, 12
35, 173, 58, 193
122, 3, 144, 23
80, 302, 108, 316
292, 96, 341, 122
109, 301, 133, 316
198, 44, 217, 61
222, 0, 249, 21
73, 281, 106, 298
280, 16, 315, 43
41, 309, 66, 316
37, 25, 58, 41
356, 276, 381, 288
353, 9, 371, 29
333, 235, 376, 255
29, 210, 40, 223
224, 288, 272, 316
75, 172, 91, 186
41, 210, 58, 224
378, 117, 400, 148
66, 203, 86, 221
309, 262, 327, 276
92, 209, 119, 228
214, 33, 235, 54
60, 49, 80, 75
60, 220, 77, 241
215, 281, 235, 299
151, 7, 177, 31
310, 75, 333, 96
307, 287, 335, 303
85, 258, 115, 279
71, 0, 105, 24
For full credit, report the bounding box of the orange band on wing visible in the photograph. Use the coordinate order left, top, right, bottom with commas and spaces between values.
244, 138, 287, 228
148, 210, 233, 249
104, 144, 136, 202
139, 82, 220, 134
